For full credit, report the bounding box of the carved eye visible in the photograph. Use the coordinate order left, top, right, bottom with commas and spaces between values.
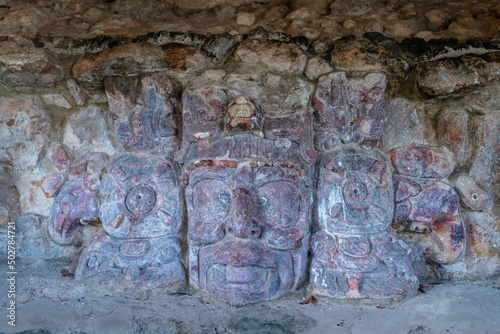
192, 179, 231, 224
257, 181, 299, 228
257, 195, 269, 210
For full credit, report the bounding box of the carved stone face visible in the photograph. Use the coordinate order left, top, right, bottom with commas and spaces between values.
186, 163, 310, 305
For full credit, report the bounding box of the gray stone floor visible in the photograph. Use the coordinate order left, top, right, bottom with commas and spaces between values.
0, 256, 499, 334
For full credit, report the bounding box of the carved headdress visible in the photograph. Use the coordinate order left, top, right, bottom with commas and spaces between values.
175, 71, 316, 185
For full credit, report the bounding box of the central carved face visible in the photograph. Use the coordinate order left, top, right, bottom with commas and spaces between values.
186, 163, 310, 305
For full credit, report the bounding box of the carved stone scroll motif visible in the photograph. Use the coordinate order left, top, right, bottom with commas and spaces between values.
74, 73, 186, 294
310, 72, 418, 300
312, 72, 386, 152
45, 146, 108, 245
391, 145, 466, 264
176, 72, 315, 305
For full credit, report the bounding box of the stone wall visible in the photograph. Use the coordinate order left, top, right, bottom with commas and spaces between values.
0, 0, 499, 303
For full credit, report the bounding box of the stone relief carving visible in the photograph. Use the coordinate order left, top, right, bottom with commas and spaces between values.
391, 145, 466, 264
43, 65, 469, 303
310, 147, 418, 299
176, 72, 315, 305
74, 73, 186, 293
309, 72, 418, 299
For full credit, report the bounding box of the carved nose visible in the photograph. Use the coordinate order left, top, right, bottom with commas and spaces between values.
226, 188, 262, 239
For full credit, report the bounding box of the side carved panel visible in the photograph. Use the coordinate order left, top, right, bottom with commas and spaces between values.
310, 72, 418, 300
310, 147, 418, 299
72, 73, 186, 294
391, 145, 465, 264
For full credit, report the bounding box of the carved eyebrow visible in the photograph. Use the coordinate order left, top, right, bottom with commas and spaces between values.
254, 167, 301, 188
188, 167, 235, 187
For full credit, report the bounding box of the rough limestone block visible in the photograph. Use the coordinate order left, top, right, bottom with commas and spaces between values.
234, 39, 307, 75
63, 106, 118, 157
437, 109, 468, 162
0, 97, 51, 170
42, 94, 72, 109
73, 43, 206, 88
470, 113, 500, 189
381, 98, 423, 151
330, 37, 409, 79
414, 52, 500, 98
0, 41, 63, 86
464, 211, 500, 277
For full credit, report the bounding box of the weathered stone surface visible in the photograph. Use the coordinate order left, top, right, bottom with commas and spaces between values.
466, 84, 500, 115
42, 94, 72, 109
391, 145, 454, 179
470, 113, 500, 189
329, 37, 409, 79
304, 57, 334, 80
63, 106, 118, 157
329, 0, 374, 17
15, 167, 53, 217
0, 97, 51, 170
234, 39, 307, 75
236, 12, 255, 26
312, 72, 386, 151
0, 161, 19, 233
437, 109, 468, 162
174, 0, 271, 10
425, 9, 452, 31
72, 43, 165, 88
18, 214, 79, 258
393, 176, 465, 264
73, 43, 205, 88
381, 98, 423, 151
66, 79, 85, 106
103, 73, 181, 154
453, 174, 493, 211
177, 73, 314, 305
464, 212, 500, 276
0, 7, 51, 36
414, 52, 500, 98
311, 147, 417, 299
0, 41, 63, 86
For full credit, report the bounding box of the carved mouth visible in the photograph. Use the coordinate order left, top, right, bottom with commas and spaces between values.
211, 264, 274, 289
205, 263, 279, 303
